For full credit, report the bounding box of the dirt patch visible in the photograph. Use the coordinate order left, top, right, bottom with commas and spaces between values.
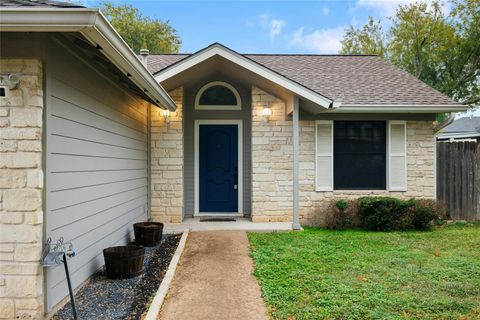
159, 231, 268, 320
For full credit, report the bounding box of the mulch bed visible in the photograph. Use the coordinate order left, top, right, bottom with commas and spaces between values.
52, 234, 181, 320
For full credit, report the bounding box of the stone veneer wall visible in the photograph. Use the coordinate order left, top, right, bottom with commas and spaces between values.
0, 59, 44, 319
150, 88, 183, 223
299, 120, 436, 225
251, 87, 293, 222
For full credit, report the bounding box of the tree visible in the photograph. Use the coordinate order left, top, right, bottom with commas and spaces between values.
340, 17, 388, 57
340, 0, 480, 107
100, 2, 181, 53
445, 0, 480, 105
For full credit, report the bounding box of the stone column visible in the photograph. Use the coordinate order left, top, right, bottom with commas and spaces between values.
0, 59, 44, 319
150, 87, 184, 223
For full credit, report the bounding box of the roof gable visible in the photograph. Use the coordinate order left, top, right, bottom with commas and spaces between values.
154, 43, 333, 109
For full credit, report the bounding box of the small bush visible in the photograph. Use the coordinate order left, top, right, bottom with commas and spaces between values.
358, 197, 442, 231
358, 197, 402, 231
325, 199, 359, 230
411, 199, 440, 230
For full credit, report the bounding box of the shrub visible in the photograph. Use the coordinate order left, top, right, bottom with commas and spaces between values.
358, 197, 442, 231
325, 199, 359, 230
410, 199, 440, 230
358, 197, 399, 231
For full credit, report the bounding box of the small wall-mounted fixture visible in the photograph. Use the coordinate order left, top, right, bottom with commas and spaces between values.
160, 109, 170, 123
0, 73, 20, 90
262, 103, 272, 123
0, 74, 20, 97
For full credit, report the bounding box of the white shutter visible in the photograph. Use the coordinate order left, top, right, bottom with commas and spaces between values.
388, 121, 407, 191
315, 120, 333, 191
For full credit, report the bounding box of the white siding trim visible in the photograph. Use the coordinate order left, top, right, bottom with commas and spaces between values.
194, 120, 243, 215
388, 120, 407, 191
315, 120, 334, 191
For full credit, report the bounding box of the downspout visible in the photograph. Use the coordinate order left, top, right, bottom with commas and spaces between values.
433, 112, 455, 132
140, 50, 153, 221
147, 103, 152, 221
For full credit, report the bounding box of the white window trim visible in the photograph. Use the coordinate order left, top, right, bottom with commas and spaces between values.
195, 81, 242, 110
388, 120, 407, 191
315, 120, 334, 191
194, 119, 243, 215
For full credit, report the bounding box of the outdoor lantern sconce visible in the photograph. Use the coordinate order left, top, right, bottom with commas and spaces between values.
160, 109, 170, 123
262, 104, 272, 122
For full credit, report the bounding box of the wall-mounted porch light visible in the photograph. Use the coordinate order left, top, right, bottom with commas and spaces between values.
262, 103, 272, 122
160, 109, 170, 123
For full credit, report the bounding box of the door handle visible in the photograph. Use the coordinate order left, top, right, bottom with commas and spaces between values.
234, 167, 238, 190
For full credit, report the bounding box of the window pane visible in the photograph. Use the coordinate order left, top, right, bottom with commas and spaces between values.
334, 121, 386, 189
199, 85, 237, 105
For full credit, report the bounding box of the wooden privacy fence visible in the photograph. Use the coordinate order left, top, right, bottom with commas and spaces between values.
437, 140, 480, 221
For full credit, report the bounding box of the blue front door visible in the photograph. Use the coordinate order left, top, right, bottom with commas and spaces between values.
199, 125, 238, 212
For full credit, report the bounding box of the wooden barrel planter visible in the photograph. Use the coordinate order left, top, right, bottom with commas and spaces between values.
103, 245, 145, 279
133, 222, 164, 247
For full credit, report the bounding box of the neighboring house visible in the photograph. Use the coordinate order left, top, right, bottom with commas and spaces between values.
0, 1, 467, 318
437, 117, 480, 141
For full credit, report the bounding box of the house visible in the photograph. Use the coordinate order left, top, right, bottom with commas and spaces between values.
0, 1, 467, 318
437, 117, 480, 141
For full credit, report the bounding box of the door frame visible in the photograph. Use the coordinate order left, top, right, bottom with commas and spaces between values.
194, 119, 243, 216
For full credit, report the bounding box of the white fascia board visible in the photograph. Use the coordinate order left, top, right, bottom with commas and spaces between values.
0, 8, 97, 31
155, 44, 332, 109
0, 8, 177, 111
87, 11, 176, 110
326, 104, 468, 113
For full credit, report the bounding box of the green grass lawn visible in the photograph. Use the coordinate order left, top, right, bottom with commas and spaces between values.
248, 223, 480, 320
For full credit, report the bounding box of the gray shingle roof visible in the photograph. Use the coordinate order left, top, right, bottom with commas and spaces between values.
147, 53, 459, 106
0, 0, 84, 8
437, 117, 480, 139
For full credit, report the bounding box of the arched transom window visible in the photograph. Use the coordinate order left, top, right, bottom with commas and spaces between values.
195, 81, 241, 110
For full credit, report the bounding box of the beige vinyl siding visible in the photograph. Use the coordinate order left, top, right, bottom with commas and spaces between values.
45, 37, 149, 310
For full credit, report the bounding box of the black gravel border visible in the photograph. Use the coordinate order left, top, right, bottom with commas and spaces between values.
52, 234, 181, 320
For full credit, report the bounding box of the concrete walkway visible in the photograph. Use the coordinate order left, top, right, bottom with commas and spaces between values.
158, 231, 269, 320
